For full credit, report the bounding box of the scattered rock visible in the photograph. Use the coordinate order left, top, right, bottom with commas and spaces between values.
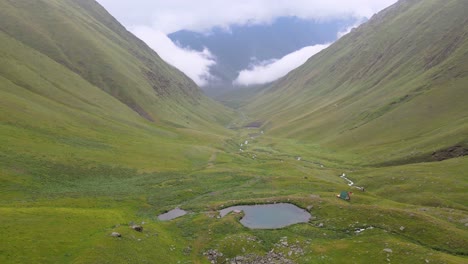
355, 228, 366, 233
111, 232, 121, 237
131, 225, 143, 232
307, 205, 313, 210
205, 208, 310, 263
318, 223, 324, 228
399, 226, 405, 231
234, 256, 244, 262
227, 252, 294, 264
204, 249, 223, 263
432, 145, 468, 161
383, 248, 393, 253
183, 246, 192, 256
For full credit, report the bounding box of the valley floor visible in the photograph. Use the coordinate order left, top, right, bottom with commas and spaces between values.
1, 112, 467, 264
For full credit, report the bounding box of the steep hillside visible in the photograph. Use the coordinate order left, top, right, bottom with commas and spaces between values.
0, 1, 236, 261
246, 0, 468, 165
0, 0, 238, 177
0, 0, 232, 128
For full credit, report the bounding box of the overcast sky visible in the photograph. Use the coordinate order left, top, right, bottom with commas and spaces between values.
97, 0, 397, 86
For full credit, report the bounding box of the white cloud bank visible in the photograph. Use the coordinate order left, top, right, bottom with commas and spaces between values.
234, 43, 330, 86
97, 0, 397, 34
131, 26, 215, 86
97, 0, 397, 86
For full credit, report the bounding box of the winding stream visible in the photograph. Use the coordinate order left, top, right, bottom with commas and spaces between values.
340, 173, 364, 190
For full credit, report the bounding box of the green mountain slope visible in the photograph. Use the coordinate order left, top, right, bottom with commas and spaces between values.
0, 0, 241, 197
0, 0, 232, 128
246, 0, 468, 165
0, 0, 235, 169
0, 1, 236, 261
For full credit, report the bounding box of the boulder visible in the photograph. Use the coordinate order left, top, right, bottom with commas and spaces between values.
131, 225, 143, 232
111, 232, 121, 237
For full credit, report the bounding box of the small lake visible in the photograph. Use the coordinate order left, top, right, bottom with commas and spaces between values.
158, 208, 187, 221
220, 203, 311, 229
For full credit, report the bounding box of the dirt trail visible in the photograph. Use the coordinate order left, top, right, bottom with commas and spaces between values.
207, 151, 218, 168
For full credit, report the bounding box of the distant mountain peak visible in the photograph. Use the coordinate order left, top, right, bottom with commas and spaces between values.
169, 16, 358, 94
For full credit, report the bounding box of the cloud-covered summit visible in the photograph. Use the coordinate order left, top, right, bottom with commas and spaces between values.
98, 0, 397, 34
97, 0, 397, 86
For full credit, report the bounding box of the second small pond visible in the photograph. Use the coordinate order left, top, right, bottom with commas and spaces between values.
158, 208, 187, 221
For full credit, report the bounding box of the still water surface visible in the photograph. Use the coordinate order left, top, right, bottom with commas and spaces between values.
220, 203, 311, 229
158, 208, 187, 221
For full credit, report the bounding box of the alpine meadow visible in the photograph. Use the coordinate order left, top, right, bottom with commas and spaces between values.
0, 0, 467, 263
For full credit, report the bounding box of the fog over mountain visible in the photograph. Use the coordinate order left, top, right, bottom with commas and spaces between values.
169, 17, 356, 90
97, 0, 397, 91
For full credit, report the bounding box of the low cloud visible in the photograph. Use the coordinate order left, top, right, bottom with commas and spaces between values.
131, 26, 215, 86
337, 19, 366, 38
98, 0, 397, 34
97, 0, 397, 86
234, 43, 330, 86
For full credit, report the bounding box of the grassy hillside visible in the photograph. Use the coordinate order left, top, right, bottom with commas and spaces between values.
0, 0, 233, 129
246, 0, 468, 165
0, 0, 237, 168
0, 1, 235, 261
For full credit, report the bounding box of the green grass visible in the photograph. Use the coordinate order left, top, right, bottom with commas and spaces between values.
1, 117, 467, 263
